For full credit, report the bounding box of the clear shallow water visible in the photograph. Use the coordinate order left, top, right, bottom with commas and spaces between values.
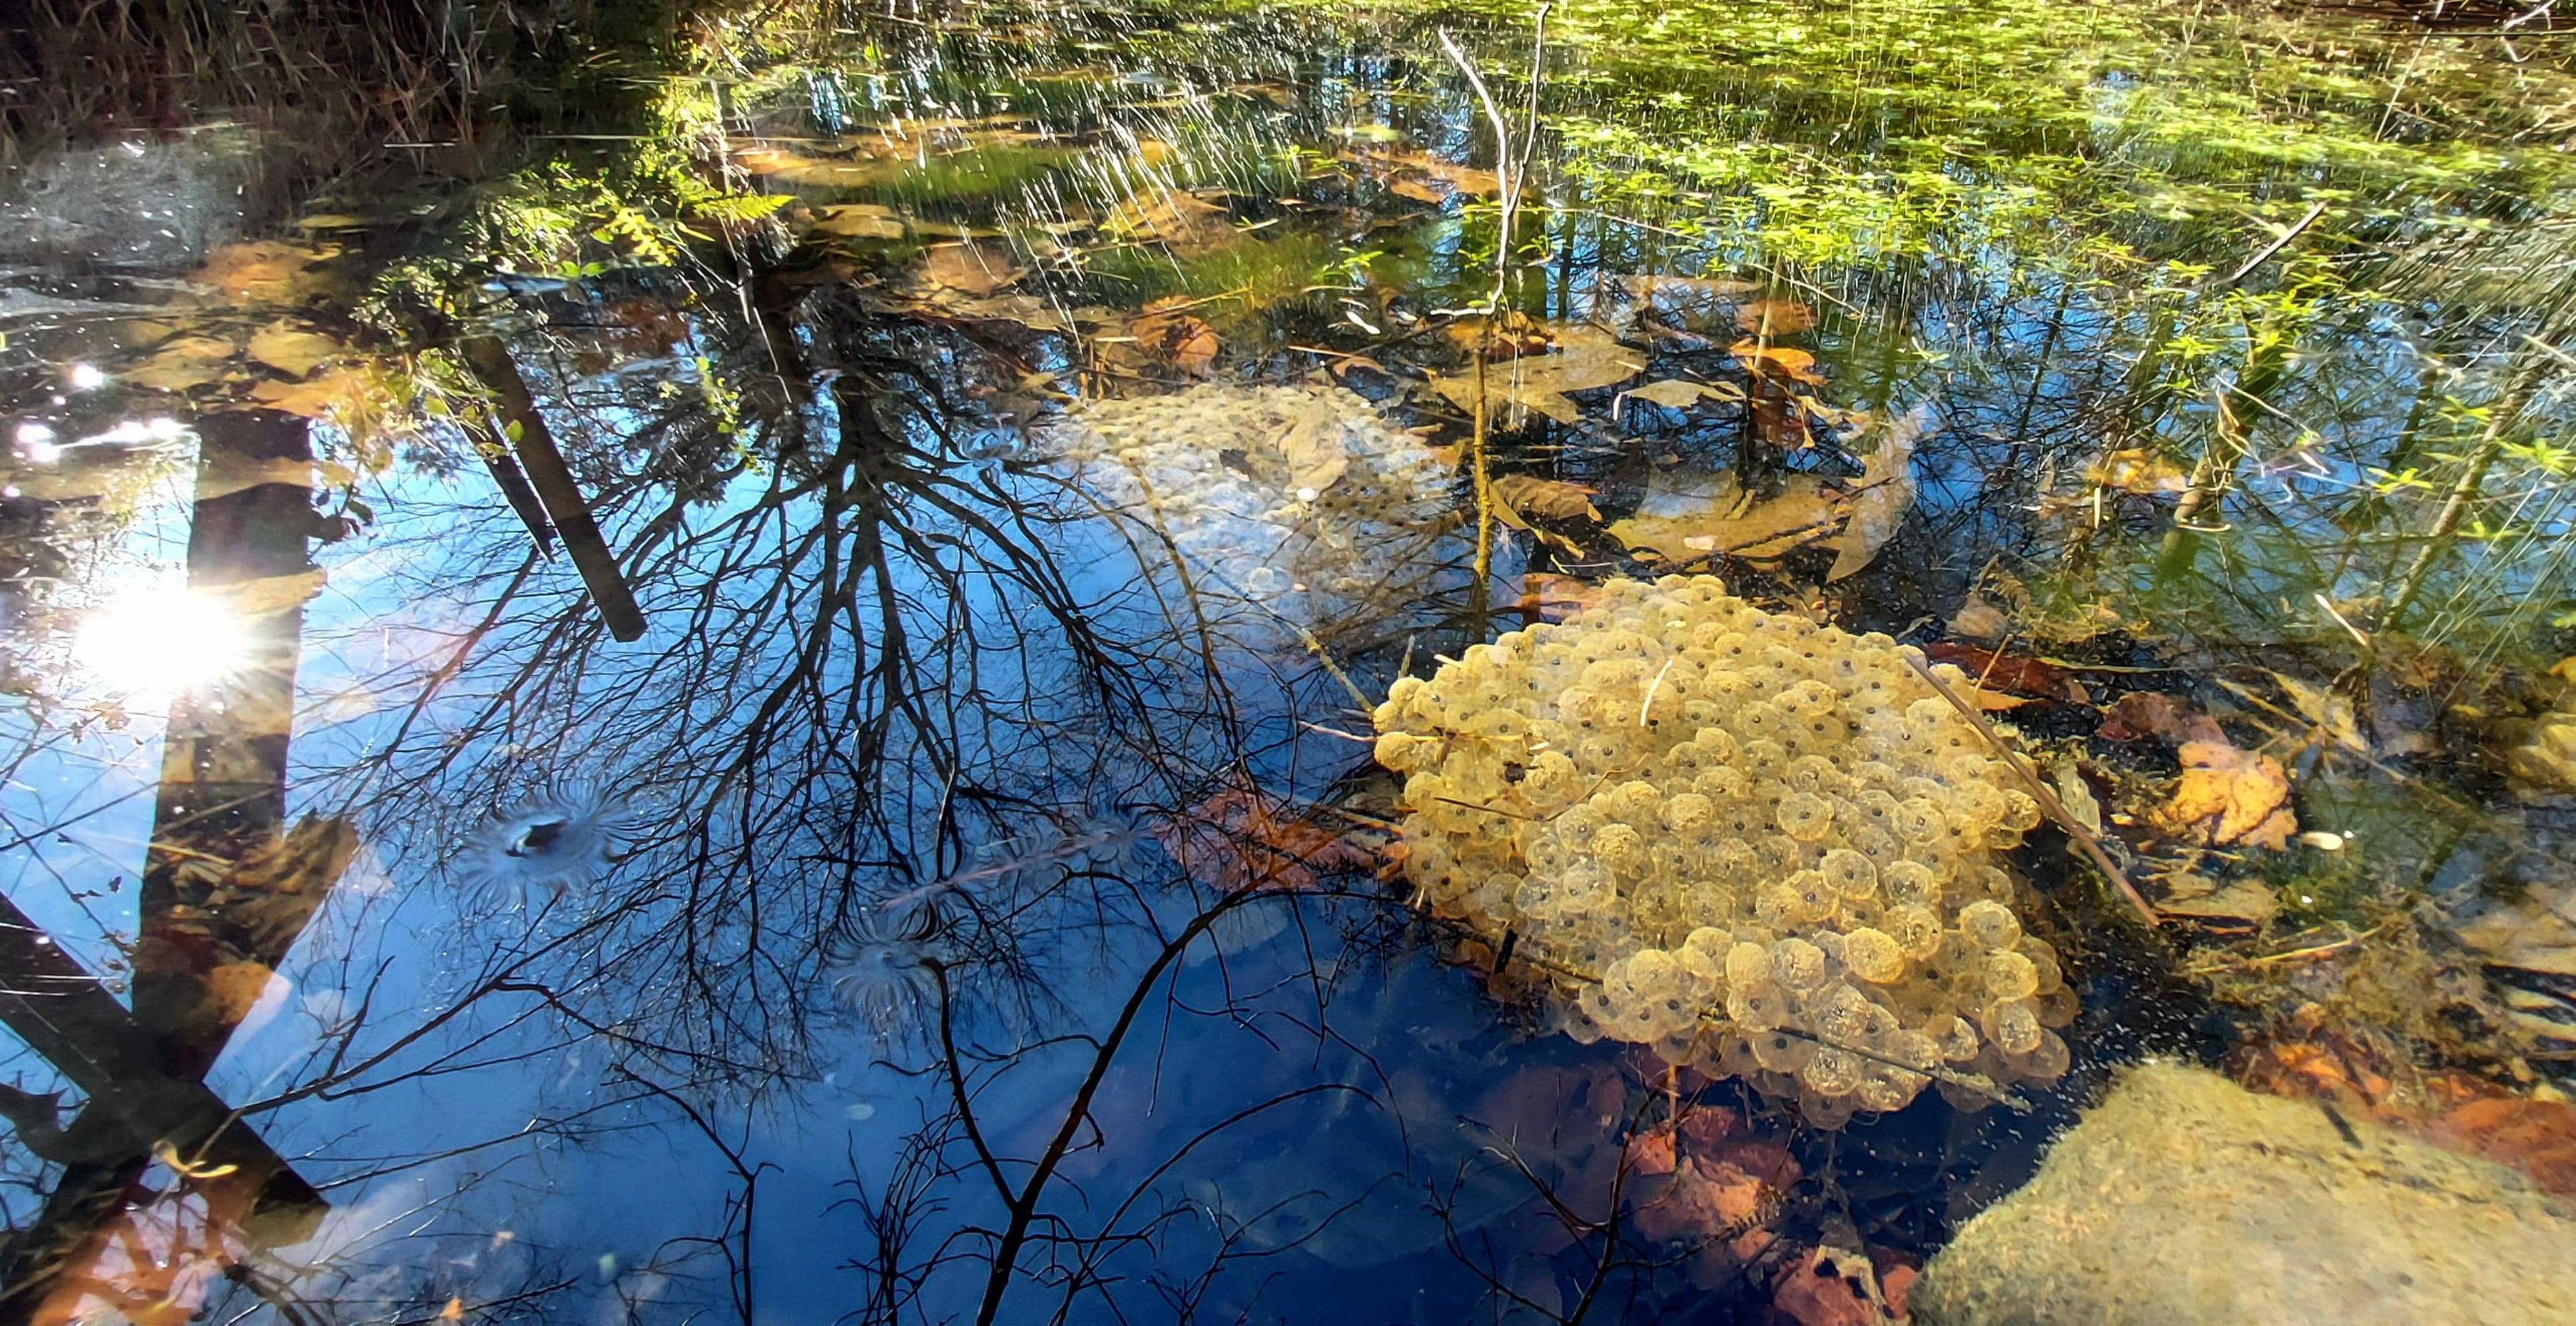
1, 0, 2573, 1320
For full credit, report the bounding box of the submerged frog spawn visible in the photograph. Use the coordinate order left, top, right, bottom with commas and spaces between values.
1041, 383, 1453, 609
1374, 575, 2070, 1124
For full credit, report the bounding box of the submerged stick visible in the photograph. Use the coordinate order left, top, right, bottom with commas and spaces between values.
1901, 652, 2161, 928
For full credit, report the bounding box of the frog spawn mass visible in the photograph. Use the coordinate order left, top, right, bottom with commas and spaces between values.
1372, 577, 2073, 1126
1040, 383, 1452, 618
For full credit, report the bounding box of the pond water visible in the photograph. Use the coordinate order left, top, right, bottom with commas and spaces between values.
3, 0, 2575, 1321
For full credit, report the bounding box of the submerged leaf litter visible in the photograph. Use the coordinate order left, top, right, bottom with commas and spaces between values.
5, 0, 2576, 1319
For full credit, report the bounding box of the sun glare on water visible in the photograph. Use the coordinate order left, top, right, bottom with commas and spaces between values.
72, 586, 256, 703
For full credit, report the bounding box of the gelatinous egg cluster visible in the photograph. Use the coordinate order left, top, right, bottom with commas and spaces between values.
1373, 575, 2073, 1126
1043, 383, 1452, 607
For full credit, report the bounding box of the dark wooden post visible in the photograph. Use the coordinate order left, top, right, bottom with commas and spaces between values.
459, 336, 647, 640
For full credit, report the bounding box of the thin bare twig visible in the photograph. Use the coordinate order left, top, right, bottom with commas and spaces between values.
1900, 652, 2162, 927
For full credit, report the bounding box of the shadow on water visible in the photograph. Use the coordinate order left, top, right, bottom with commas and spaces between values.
0, 0, 2573, 1319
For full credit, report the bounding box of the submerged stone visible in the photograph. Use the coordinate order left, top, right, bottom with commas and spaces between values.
1913, 1063, 2576, 1325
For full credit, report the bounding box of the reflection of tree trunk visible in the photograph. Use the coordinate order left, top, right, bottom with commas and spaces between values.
0, 409, 339, 1323
0, 884, 327, 1323
135, 408, 327, 1075
459, 335, 647, 641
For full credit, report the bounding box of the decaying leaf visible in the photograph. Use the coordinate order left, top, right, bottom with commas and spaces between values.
2089, 446, 2192, 495
1609, 467, 1842, 566
2257, 670, 2371, 756
1151, 788, 1376, 894
1267, 394, 1346, 496
2152, 872, 2281, 924
246, 364, 394, 426
1344, 147, 1503, 200
894, 288, 1067, 334
1733, 299, 1817, 336
2158, 738, 2298, 849
1427, 322, 1644, 426
1771, 1246, 1905, 1326
1628, 1107, 1796, 1278
2054, 759, 2105, 834
1514, 572, 1610, 621
1730, 339, 1826, 387
191, 241, 338, 302
2099, 692, 2229, 746
2453, 882, 2576, 979
1128, 298, 1222, 379
127, 335, 238, 391
1492, 474, 1602, 524
1439, 312, 1554, 361
1101, 189, 1240, 259
247, 322, 341, 377
733, 144, 902, 188
919, 241, 1025, 296
808, 202, 909, 239
1621, 377, 1746, 417
1616, 272, 1760, 331
1924, 642, 2091, 703
2431, 1097, 2576, 1195
1824, 400, 1932, 581
1950, 591, 2014, 643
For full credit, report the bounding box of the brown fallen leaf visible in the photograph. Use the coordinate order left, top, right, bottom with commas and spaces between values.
809, 202, 909, 239
1731, 339, 1826, 386
1343, 147, 1503, 200
1129, 298, 1221, 379
1749, 388, 1809, 450
1267, 393, 1346, 496
1325, 354, 1391, 383
1101, 188, 1240, 259
733, 143, 904, 188
126, 335, 238, 391
1924, 642, 2091, 703
2098, 692, 2229, 746
2452, 882, 2576, 980
1609, 467, 1843, 566
247, 321, 341, 377
1514, 573, 1610, 621
1629, 1115, 1797, 1278
919, 241, 1025, 296
1617, 272, 1760, 331
1150, 788, 1376, 894
2158, 739, 2297, 849
1824, 401, 1932, 581
1439, 311, 1555, 361
1949, 591, 2015, 643
2430, 1097, 2576, 1195
1492, 474, 1602, 524
2151, 871, 2280, 926
1771, 1246, 1903, 1326
2255, 670, 2370, 756
2089, 446, 2192, 495
1429, 322, 1643, 427
1733, 298, 1817, 336
191, 240, 338, 302
1621, 377, 1747, 417
1389, 176, 1452, 204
